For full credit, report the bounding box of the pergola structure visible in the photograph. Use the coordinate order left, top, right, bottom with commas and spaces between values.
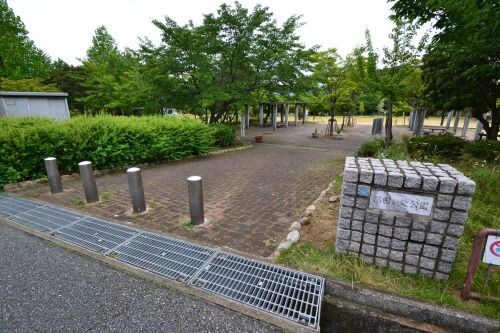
242, 101, 307, 131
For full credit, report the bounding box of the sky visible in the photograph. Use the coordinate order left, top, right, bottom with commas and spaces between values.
9, 0, 396, 66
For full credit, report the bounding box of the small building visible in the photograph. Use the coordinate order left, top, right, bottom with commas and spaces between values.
0, 91, 70, 121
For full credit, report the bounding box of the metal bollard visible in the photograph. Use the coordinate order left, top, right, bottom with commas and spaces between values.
127, 167, 146, 213
44, 157, 63, 194
187, 176, 204, 225
78, 161, 99, 203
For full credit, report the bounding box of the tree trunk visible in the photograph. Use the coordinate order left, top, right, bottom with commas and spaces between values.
440, 111, 446, 126
385, 102, 393, 145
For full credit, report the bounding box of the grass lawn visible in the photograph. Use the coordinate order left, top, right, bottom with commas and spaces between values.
275, 139, 499, 320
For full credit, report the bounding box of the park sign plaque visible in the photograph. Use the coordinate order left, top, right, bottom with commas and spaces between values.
369, 190, 434, 216
336, 157, 476, 280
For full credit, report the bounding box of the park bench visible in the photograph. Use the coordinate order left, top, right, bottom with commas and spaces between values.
422, 127, 454, 135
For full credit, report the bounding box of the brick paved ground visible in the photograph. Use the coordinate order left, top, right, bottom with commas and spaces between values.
14, 122, 405, 257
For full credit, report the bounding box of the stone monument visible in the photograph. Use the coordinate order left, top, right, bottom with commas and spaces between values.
336, 157, 476, 280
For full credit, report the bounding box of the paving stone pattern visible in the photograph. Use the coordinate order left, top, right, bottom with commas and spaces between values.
335, 157, 476, 280
16, 145, 338, 257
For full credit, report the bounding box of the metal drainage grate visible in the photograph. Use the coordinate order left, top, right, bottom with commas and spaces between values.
114, 232, 215, 282
54, 218, 139, 253
0, 194, 42, 218
13, 206, 85, 232
189, 252, 324, 329
0, 194, 325, 330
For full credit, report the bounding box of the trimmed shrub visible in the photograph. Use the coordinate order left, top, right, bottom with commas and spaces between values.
463, 140, 500, 162
0, 115, 235, 188
210, 124, 236, 147
357, 138, 385, 157
406, 134, 467, 161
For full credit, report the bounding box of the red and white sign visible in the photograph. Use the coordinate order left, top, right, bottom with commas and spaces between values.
482, 235, 500, 265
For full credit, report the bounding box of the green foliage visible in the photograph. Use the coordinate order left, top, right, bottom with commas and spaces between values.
406, 135, 467, 161
357, 138, 385, 157
0, 0, 52, 80
389, 0, 499, 140
462, 140, 500, 163
0, 78, 60, 92
0, 115, 235, 188
210, 124, 236, 147
141, 2, 315, 122
46, 60, 88, 112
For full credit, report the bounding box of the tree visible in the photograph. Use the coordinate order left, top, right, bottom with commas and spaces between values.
379, 19, 423, 144
77, 26, 145, 113
389, 0, 499, 140
46, 59, 88, 111
141, 2, 314, 122
310, 49, 345, 122
0, 0, 52, 80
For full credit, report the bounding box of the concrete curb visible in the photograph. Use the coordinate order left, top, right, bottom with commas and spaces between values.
323, 277, 499, 333
268, 178, 336, 260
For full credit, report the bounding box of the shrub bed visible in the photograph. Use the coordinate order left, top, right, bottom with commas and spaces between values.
0, 115, 236, 188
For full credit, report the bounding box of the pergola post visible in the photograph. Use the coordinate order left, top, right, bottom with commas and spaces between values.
272, 103, 277, 131
284, 104, 289, 128
294, 104, 298, 126
473, 121, 483, 141
245, 104, 250, 129
302, 104, 307, 125
445, 111, 453, 129
461, 111, 471, 137
453, 110, 462, 133
240, 110, 245, 138
259, 103, 264, 127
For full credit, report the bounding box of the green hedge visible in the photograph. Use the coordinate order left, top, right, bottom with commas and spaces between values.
358, 134, 500, 163
406, 134, 467, 161
0, 115, 236, 187
210, 124, 236, 147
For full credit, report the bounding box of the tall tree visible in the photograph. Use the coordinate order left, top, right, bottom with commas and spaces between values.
389, 0, 499, 140
310, 49, 345, 122
46, 59, 88, 111
0, 0, 52, 80
141, 2, 314, 122
380, 19, 423, 144
78, 26, 144, 113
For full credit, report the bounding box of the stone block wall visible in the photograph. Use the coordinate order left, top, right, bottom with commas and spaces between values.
335, 157, 476, 280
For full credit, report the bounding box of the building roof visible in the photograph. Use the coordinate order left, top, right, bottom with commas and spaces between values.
0, 91, 68, 97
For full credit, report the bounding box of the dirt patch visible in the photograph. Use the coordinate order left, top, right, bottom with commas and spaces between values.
301, 195, 339, 249
300, 165, 344, 249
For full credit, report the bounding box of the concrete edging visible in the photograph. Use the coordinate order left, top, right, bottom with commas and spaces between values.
323, 277, 499, 333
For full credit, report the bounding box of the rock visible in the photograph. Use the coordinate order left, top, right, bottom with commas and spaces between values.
286, 230, 300, 243
268, 251, 280, 260
289, 222, 301, 232
329, 196, 338, 203
305, 204, 316, 215
300, 216, 311, 225
277, 240, 294, 250
3, 184, 17, 192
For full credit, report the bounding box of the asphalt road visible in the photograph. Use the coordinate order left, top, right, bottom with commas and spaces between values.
0, 221, 282, 333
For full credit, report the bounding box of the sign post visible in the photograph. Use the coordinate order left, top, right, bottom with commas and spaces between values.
483, 235, 500, 265
461, 229, 500, 301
